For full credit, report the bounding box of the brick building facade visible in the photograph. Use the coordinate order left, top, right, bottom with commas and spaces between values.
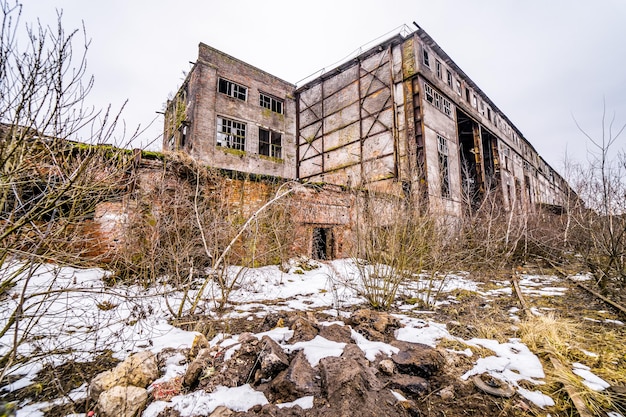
160, 24, 572, 259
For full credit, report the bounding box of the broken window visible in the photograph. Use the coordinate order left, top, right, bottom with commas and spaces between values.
217, 117, 246, 150
455, 79, 462, 95
424, 82, 452, 118
442, 99, 452, 116
435, 60, 442, 78
259, 92, 283, 114
465, 87, 470, 102
424, 83, 434, 103
179, 124, 188, 148
218, 78, 247, 101
422, 48, 430, 68
438, 135, 450, 198
446, 70, 452, 87
472, 95, 478, 109
258, 127, 282, 158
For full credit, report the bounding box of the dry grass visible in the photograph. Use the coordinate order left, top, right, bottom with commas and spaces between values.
517, 313, 626, 416
517, 313, 579, 359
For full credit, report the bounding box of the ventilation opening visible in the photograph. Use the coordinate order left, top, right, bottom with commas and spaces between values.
312, 227, 334, 260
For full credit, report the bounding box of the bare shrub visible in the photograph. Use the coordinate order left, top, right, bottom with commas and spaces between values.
352, 189, 437, 310
566, 107, 626, 289
0, 0, 136, 386
113, 154, 299, 315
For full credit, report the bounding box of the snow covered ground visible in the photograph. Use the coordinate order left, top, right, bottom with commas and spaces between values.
0, 259, 619, 416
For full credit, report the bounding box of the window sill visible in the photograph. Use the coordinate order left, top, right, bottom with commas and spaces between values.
217, 146, 246, 157
259, 154, 284, 164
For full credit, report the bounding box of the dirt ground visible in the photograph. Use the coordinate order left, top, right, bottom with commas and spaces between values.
4, 264, 626, 417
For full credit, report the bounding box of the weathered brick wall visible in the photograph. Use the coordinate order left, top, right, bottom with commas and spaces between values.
90, 157, 363, 262
167, 43, 297, 180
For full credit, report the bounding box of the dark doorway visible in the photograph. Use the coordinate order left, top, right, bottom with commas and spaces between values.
480, 129, 498, 190
456, 109, 482, 206
312, 227, 333, 260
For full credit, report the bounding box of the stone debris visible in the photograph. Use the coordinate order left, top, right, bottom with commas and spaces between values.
89, 350, 158, 401
89, 310, 453, 417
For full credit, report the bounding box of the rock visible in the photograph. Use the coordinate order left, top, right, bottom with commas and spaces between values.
188, 333, 210, 359
288, 317, 319, 343
341, 343, 371, 366
348, 309, 400, 341
318, 323, 352, 344
437, 385, 455, 400
183, 348, 213, 387
389, 374, 430, 396
199, 336, 263, 392
316, 345, 410, 417
89, 351, 158, 400
471, 374, 515, 398
122, 351, 159, 387
391, 341, 444, 378
320, 345, 382, 400
97, 385, 147, 417
379, 359, 395, 375
89, 370, 118, 401
238, 332, 258, 344
255, 336, 290, 382
266, 351, 320, 402
209, 406, 234, 416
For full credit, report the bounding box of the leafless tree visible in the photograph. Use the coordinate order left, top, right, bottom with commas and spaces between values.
0, 0, 136, 384
571, 105, 626, 288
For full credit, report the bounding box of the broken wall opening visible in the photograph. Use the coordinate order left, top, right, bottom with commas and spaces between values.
312, 227, 334, 260
456, 109, 482, 206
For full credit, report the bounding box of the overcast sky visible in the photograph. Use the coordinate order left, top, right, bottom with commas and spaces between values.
23, 0, 626, 176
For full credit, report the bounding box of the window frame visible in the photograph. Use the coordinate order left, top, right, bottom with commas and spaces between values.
218, 78, 248, 101
423, 48, 431, 68
259, 92, 284, 114
258, 127, 282, 159
437, 135, 451, 198
424, 82, 452, 118
216, 116, 246, 151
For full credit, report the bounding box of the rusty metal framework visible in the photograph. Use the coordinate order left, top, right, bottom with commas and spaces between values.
296, 46, 398, 187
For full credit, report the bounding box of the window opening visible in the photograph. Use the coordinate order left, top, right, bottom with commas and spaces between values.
259, 92, 284, 114
438, 135, 450, 198
217, 117, 246, 150
446, 70, 452, 87
424, 82, 452, 117
435, 60, 442, 78
179, 124, 188, 148
218, 78, 247, 101
259, 128, 282, 158
423, 49, 430, 68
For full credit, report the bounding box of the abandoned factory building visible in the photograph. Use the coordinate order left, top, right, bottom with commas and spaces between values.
163, 24, 569, 223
